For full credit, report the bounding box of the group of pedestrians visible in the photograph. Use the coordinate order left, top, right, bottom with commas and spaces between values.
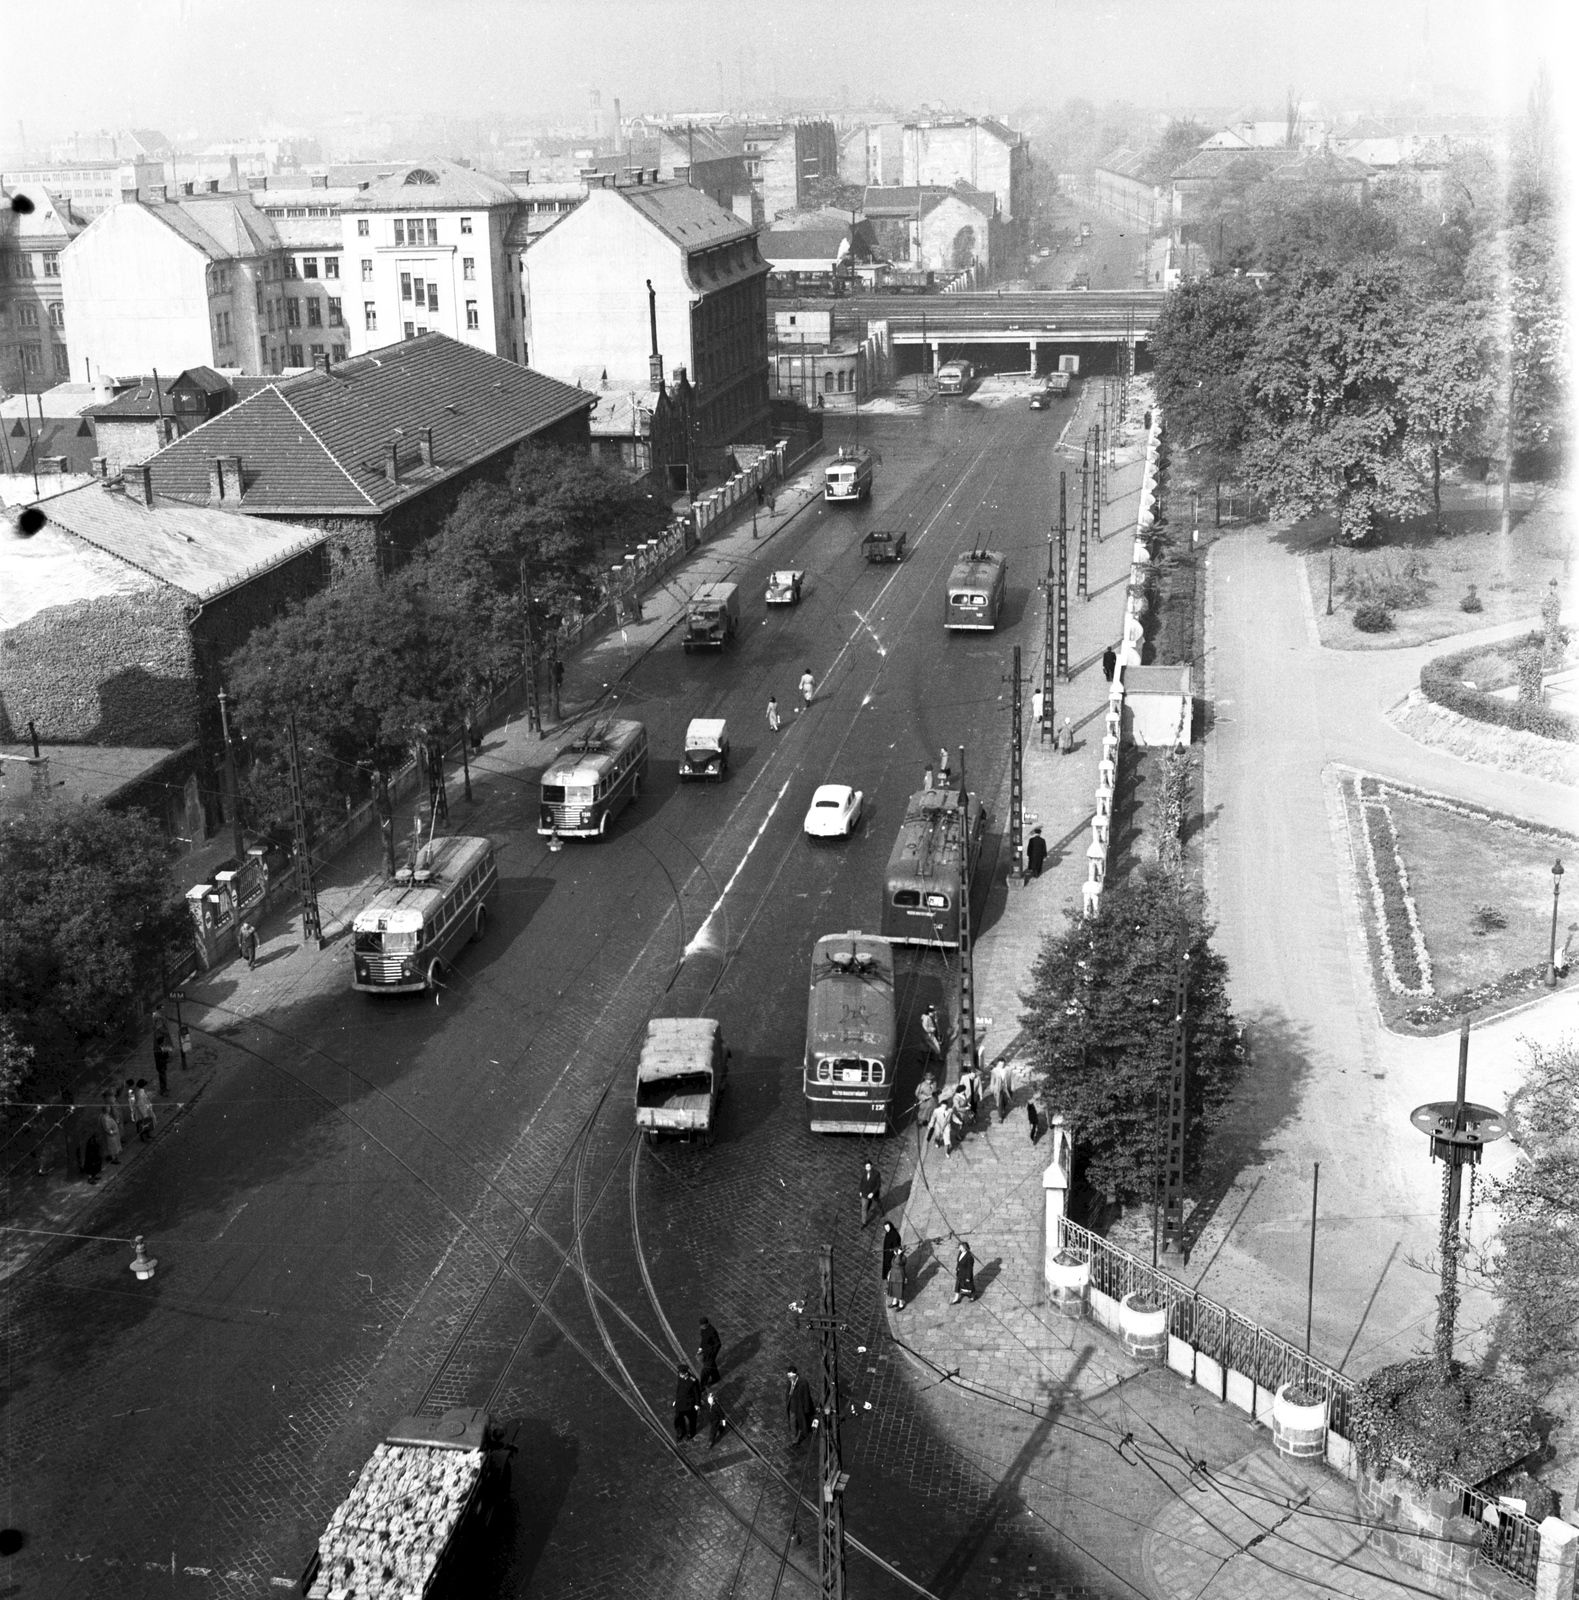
672, 1316, 729, 1449
765, 669, 818, 733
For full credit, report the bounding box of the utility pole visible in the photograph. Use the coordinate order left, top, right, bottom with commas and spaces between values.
375, 768, 396, 878
284, 713, 321, 946
1009, 645, 1023, 880
956, 744, 977, 1080
520, 560, 541, 735
217, 688, 245, 865
1088, 422, 1101, 565
1076, 442, 1090, 605
1411, 1022, 1508, 1379
550, 632, 563, 723
1056, 518, 1070, 682
1040, 481, 1060, 744
426, 734, 450, 826
1160, 952, 1190, 1263
791, 1248, 849, 1600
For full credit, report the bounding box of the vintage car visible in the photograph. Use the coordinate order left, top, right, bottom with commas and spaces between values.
766, 569, 804, 605
804, 783, 865, 840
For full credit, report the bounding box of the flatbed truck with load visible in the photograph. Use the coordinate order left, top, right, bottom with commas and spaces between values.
299, 1408, 517, 1598
635, 1017, 730, 1146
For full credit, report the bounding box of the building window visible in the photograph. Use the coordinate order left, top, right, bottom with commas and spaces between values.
462, 256, 475, 280
404, 321, 415, 339
19, 343, 41, 373
48, 303, 63, 330
460, 216, 473, 234
328, 296, 342, 326
407, 216, 422, 241
255, 284, 264, 313
466, 300, 479, 329
17, 255, 34, 277
310, 343, 325, 361
332, 343, 347, 362
426, 283, 438, 313
426, 218, 438, 245
289, 343, 304, 366
18, 304, 38, 328
393, 219, 405, 246
42, 251, 60, 277
285, 257, 298, 279
286, 298, 301, 327
357, 218, 369, 237
307, 299, 322, 327
412, 275, 425, 305
53, 344, 68, 376
364, 303, 377, 331
361, 258, 373, 282
267, 302, 277, 332
324, 256, 339, 279
303, 257, 319, 278
400, 272, 412, 301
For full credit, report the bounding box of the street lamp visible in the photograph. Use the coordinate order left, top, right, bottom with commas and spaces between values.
1546, 857, 1565, 987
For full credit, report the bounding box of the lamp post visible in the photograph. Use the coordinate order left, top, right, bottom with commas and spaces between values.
1546, 857, 1565, 987
1327, 551, 1335, 616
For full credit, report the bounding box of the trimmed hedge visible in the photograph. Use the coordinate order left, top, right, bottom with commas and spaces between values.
1421, 629, 1579, 743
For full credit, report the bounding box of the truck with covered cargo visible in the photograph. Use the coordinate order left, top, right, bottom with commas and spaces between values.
635, 1017, 729, 1146
682, 582, 740, 651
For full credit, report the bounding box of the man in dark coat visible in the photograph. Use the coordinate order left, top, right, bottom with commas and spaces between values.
697, 1317, 722, 1389
702, 1385, 728, 1448
859, 1160, 882, 1227
1023, 827, 1048, 883
881, 1221, 902, 1282
153, 1029, 172, 1097
1027, 1100, 1044, 1144
951, 1241, 976, 1305
673, 1362, 700, 1441
785, 1367, 814, 1445
1102, 647, 1118, 683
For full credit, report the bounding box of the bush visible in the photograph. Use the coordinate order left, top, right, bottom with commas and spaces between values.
1354, 602, 1395, 632
1421, 631, 1579, 743
1351, 1358, 1540, 1488
1460, 585, 1483, 613
1471, 905, 1508, 935
1339, 552, 1433, 610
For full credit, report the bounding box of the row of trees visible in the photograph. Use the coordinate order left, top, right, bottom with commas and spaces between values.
229, 444, 668, 840
1151, 83, 1565, 542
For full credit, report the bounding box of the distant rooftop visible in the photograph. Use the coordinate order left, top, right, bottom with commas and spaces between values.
343, 158, 520, 211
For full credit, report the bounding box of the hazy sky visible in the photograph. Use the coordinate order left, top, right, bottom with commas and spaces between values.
4, 0, 1568, 143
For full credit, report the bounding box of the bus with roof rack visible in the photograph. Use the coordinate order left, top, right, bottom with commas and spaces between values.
944, 549, 1008, 631
881, 787, 987, 949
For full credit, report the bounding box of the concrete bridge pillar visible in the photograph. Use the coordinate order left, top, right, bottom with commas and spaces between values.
1029, 341, 1039, 376
931, 341, 941, 375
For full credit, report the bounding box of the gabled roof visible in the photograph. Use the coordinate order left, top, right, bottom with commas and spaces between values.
87, 380, 172, 421
1097, 145, 1173, 186
29, 480, 326, 602
140, 194, 282, 260
1171, 147, 1287, 182
145, 333, 594, 517
760, 228, 850, 262
1270, 149, 1373, 185
862, 184, 952, 217
343, 158, 519, 211
617, 181, 755, 249
4, 415, 98, 475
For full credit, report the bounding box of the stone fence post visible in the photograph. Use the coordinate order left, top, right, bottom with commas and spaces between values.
1537, 1518, 1578, 1600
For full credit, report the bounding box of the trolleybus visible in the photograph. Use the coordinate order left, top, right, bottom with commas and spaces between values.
824, 446, 873, 503
803, 931, 896, 1135
944, 549, 1008, 631
352, 835, 498, 994
538, 718, 649, 839
881, 787, 987, 949
936, 360, 974, 395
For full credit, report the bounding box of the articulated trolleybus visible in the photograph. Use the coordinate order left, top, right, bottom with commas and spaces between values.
824, 445, 873, 504
352, 835, 498, 994
804, 931, 897, 1135
882, 787, 987, 949
945, 549, 1008, 631
538, 718, 649, 839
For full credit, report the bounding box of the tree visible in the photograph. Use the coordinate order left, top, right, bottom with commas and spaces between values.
1019, 866, 1242, 1204
1241, 184, 1400, 276
1152, 119, 1211, 187
226, 573, 477, 837
1479, 1037, 1579, 1389
1399, 298, 1490, 522
1150, 275, 1263, 482
1241, 257, 1426, 541
0, 801, 186, 1080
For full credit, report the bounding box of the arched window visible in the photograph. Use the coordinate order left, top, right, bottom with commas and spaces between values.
836, 370, 845, 393
404, 168, 439, 185
823, 371, 833, 392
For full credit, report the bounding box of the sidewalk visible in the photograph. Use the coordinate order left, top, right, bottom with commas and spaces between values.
0, 449, 831, 1282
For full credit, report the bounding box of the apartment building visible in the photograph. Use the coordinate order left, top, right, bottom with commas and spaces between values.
0, 183, 83, 389
340, 160, 524, 363
526, 178, 770, 450
1, 157, 164, 219
903, 117, 1030, 236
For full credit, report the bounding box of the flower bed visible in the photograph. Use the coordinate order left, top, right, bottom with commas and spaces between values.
1355, 777, 1432, 996
1421, 629, 1579, 743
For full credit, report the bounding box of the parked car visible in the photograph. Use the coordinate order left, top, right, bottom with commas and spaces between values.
804, 784, 864, 839
766, 569, 804, 605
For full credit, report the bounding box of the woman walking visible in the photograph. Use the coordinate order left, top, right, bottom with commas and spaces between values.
99, 1092, 122, 1165
798, 669, 815, 709
133, 1080, 156, 1143
886, 1242, 907, 1311
952, 1240, 977, 1305
767, 696, 781, 732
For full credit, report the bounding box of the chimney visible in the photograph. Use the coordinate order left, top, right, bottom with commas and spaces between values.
222, 454, 243, 498
90, 455, 108, 478
418, 428, 434, 467
650, 168, 660, 185
633, 167, 644, 186
148, 184, 167, 203
228, 154, 240, 189
314, 351, 331, 373
182, 180, 195, 196
208, 458, 225, 502
311, 174, 328, 189
384, 442, 400, 484
121, 185, 140, 203
208, 178, 221, 193
128, 464, 155, 505
646, 278, 663, 391
613, 99, 622, 154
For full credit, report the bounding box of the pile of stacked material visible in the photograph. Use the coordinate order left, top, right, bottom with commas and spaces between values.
306, 1442, 484, 1599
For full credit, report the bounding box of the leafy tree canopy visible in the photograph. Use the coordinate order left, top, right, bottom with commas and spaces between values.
1150, 275, 1264, 480
0, 801, 186, 1080
1019, 865, 1242, 1203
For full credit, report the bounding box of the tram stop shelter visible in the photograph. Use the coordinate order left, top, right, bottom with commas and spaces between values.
1122, 663, 1193, 747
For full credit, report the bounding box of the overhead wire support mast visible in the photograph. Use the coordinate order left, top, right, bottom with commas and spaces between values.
284, 712, 322, 947
1076, 442, 1090, 612
1056, 505, 1070, 683
956, 743, 977, 1081
792, 1247, 849, 1600
1040, 473, 1064, 743
1160, 952, 1190, 1261
1083, 425, 1097, 586
1009, 644, 1023, 880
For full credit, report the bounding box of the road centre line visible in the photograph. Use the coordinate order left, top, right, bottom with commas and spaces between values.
683, 778, 791, 957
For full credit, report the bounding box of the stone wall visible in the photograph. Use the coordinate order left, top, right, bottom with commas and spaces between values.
1357, 1469, 1485, 1596
0, 586, 197, 745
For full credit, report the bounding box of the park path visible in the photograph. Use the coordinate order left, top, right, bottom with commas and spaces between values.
1198, 526, 1579, 1377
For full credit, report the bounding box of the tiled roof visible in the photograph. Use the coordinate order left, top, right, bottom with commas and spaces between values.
31, 480, 326, 602
271, 215, 344, 249
761, 229, 849, 262
145, 333, 594, 517
862, 185, 951, 217
143, 194, 282, 260
618, 182, 755, 249
5, 415, 99, 475
1172, 147, 1286, 181
87, 381, 170, 421
1097, 145, 1172, 186
343, 159, 519, 211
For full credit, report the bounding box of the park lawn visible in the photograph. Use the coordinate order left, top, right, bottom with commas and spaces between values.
1298, 480, 1570, 650
1387, 793, 1567, 998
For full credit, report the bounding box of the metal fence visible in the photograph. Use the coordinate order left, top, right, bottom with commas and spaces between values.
1057, 1216, 1551, 1590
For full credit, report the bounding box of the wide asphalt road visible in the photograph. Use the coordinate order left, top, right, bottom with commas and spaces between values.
2, 387, 1096, 1599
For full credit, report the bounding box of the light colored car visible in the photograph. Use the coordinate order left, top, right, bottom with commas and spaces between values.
766, 569, 804, 605
803, 783, 864, 839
